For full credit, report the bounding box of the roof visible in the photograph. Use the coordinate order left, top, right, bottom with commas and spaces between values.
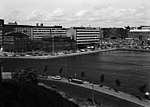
130, 29, 150, 32
5, 31, 29, 38
4, 24, 63, 28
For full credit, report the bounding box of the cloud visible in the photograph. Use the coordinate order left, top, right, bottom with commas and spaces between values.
76, 10, 88, 17
4, 4, 150, 27
52, 8, 64, 17
6, 10, 24, 22
26, 10, 52, 22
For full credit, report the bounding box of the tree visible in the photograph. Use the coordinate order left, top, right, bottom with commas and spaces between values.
44, 65, 48, 72
12, 67, 38, 84
81, 72, 86, 77
59, 67, 63, 75
115, 79, 121, 86
138, 84, 147, 94
100, 74, 104, 83
0, 60, 2, 83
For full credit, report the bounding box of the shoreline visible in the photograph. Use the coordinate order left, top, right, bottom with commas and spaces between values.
0, 48, 117, 60
41, 77, 150, 107
1, 48, 150, 60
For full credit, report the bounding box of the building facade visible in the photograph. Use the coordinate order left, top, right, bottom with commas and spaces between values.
42, 37, 76, 52
4, 24, 33, 40
4, 23, 68, 40
129, 29, 150, 40
0, 19, 4, 47
67, 27, 102, 49
4, 32, 29, 52
32, 25, 67, 40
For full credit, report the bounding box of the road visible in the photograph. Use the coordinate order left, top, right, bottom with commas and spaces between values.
40, 77, 150, 107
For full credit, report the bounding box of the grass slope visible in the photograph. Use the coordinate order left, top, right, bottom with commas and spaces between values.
0, 80, 78, 107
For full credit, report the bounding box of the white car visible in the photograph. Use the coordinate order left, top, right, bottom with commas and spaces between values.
51, 76, 61, 80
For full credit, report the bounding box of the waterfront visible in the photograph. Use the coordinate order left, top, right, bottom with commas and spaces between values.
1, 50, 150, 96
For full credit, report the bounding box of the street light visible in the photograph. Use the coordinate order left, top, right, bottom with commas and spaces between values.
91, 73, 95, 106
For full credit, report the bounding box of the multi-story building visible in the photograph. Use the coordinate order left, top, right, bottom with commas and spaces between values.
67, 27, 102, 49
32, 24, 68, 40
4, 22, 33, 40
137, 26, 150, 30
4, 31, 29, 52
0, 19, 4, 47
42, 37, 76, 52
129, 28, 150, 40
4, 23, 68, 40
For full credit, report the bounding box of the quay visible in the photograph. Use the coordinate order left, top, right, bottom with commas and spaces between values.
0, 48, 117, 60
41, 77, 150, 107
117, 48, 150, 52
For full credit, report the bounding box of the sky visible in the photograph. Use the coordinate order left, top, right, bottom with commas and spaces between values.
1, 0, 150, 27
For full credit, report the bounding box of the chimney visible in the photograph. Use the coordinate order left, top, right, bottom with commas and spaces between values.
36, 23, 39, 26
41, 23, 43, 26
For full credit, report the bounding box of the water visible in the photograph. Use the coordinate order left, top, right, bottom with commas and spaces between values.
2, 51, 150, 95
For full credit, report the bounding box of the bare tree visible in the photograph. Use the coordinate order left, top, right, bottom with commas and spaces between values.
115, 79, 121, 86
100, 74, 105, 83
81, 72, 86, 77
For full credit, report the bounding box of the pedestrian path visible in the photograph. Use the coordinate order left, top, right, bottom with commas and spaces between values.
46, 77, 150, 107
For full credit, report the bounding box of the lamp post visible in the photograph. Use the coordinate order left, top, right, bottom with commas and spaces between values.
0, 60, 3, 82
52, 38, 54, 55
91, 74, 95, 106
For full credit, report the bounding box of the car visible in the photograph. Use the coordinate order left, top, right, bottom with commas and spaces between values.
51, 75, 61, 80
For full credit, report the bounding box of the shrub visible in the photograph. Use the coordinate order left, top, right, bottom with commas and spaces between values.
12, 67, 38, 84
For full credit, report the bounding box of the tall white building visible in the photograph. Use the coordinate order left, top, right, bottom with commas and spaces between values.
67, 27, 102, 48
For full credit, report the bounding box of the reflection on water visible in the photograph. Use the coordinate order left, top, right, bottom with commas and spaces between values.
2, 51, 150, 95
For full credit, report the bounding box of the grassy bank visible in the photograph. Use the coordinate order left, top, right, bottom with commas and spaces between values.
0, 80, 78, 107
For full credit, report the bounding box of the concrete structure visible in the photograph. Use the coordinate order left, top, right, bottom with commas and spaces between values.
4, 24, 33, 40
42, 37, 76, 52
67, 27, 102, 49
0, 19, 4, 47
129, 29, 150, 40
32, 25, 68, 40
4, 23, 68, 40
4, 32, 29, 52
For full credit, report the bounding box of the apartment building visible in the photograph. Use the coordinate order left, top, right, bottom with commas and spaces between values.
67, 27, 102, 49
32, 24, 67, 40
0, 19, 4, 47
4, 23, 68, 40
4, 23, 33, 40
4, 31, 29, 52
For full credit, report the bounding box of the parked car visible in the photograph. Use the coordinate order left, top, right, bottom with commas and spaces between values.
51, 75, 61, 80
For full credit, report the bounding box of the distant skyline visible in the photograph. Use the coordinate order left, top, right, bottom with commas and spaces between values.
1, 0, 150, 27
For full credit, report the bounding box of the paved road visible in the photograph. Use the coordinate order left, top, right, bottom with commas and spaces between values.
40, 77, 150, 107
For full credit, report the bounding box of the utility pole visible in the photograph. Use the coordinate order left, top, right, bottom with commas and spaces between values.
0, 19, 4, 83
91, 74, 95, 106
0, 60, 2, 82
52, 38, 54, 55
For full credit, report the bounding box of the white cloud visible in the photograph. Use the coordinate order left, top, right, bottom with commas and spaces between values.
3, 3, 150, 27
52, 8, 64, 17
76, 10, 88, 17
26, 10, 52, 22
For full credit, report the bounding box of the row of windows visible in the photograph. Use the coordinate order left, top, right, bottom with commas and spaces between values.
77, 30, 100, 32
77, 35, 100, 38
33, 28, 63, 30
77, 39, 99, 41
77, 38, 99, 40
77, 33, 100, 35
77, 41, 100, 44
33, 30, 66, 33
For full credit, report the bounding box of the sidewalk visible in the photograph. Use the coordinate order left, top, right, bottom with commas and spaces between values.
46, 77, 150, 107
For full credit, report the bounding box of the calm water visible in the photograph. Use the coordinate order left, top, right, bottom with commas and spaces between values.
2, 51, 150, 95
